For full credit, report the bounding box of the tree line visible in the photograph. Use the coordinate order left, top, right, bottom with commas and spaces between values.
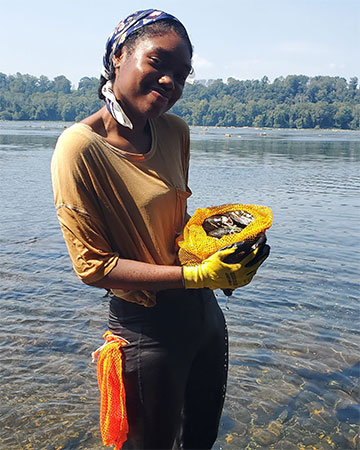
0, 73, 102, 122
0, 72, 359, 129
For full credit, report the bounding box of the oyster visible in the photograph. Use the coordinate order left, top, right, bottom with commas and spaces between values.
203, 210, 254, 239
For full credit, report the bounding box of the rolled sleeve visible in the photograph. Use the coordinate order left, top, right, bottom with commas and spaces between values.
57, 205, 119, 284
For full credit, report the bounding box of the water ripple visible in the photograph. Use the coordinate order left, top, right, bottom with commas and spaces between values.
1, 124, 359, 449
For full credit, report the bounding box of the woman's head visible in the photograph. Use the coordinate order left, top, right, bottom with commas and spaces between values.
99, 10, 192, 126
99, 9, 193, 94
102, 10, 192, 79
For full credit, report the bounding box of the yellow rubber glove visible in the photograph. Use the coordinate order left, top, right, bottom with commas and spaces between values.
182, 245, 267, 290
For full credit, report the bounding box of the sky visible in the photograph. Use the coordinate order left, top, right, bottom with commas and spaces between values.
1, 0, 359, 87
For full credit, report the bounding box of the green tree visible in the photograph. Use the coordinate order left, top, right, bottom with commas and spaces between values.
36, 75, 52, 93
53, 75, 71, 94
78, 77, 99, 92
350, 104, 360, 129
272, 105, 290, 128
334, 104, 353, 129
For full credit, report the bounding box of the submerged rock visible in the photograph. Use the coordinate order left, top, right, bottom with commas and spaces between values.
252, 427, 278, 446
336, 404, 360, 424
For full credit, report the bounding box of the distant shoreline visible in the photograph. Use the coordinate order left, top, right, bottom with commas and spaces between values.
1, 119, 359, 135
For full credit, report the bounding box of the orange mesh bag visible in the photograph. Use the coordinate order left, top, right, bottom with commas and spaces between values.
92, 331, 129, 450
177, 204, 273, 265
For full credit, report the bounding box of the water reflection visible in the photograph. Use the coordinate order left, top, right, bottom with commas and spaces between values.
190, 136, 360, 162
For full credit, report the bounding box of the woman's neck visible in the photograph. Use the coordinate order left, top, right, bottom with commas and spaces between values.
82, 106, 152, 154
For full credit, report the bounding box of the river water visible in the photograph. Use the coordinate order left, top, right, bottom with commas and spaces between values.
0, 121, 359, 450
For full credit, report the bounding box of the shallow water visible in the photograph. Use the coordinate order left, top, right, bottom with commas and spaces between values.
0, 122, 359, 450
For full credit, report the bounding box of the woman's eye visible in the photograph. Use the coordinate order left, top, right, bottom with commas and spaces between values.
150, 57, 161, 65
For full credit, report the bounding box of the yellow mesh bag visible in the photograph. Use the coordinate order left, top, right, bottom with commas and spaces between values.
177, 204, 273, 266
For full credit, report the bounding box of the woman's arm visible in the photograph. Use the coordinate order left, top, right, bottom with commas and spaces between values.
90, 241, 270, 292
89, 258, 184, 291
92, 210, 192, 292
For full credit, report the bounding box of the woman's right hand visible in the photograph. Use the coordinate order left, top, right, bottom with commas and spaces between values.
182, 243, 269, 290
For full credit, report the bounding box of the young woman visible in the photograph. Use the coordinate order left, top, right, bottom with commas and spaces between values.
51, 9, 268, 449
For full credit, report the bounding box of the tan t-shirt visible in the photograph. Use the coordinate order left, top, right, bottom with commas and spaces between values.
51, 113, 191, 306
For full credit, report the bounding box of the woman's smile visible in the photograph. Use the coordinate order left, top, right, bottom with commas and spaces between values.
150, 87, 170, 103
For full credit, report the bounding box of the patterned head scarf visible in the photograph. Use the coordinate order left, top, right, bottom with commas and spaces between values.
102, 9, 181, 80
101, 9, 183, 128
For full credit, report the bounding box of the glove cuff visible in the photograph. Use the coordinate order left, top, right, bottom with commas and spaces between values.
182, 265, 204, 289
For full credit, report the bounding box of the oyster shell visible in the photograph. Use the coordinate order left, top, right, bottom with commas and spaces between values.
203, 210, 254, 238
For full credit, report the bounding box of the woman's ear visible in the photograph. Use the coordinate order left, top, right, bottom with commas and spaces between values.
113, 47, 126, 69
113, 55, 121, 70
113, 58, 120, 70
113, 48, 125, 70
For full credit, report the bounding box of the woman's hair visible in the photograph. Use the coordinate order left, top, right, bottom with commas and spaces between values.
98, 19, 193, 100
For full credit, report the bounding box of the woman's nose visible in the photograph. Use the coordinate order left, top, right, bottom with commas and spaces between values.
159, 73, 175, 90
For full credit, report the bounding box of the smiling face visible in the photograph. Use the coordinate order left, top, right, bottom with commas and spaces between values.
112, 31, 192, 124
